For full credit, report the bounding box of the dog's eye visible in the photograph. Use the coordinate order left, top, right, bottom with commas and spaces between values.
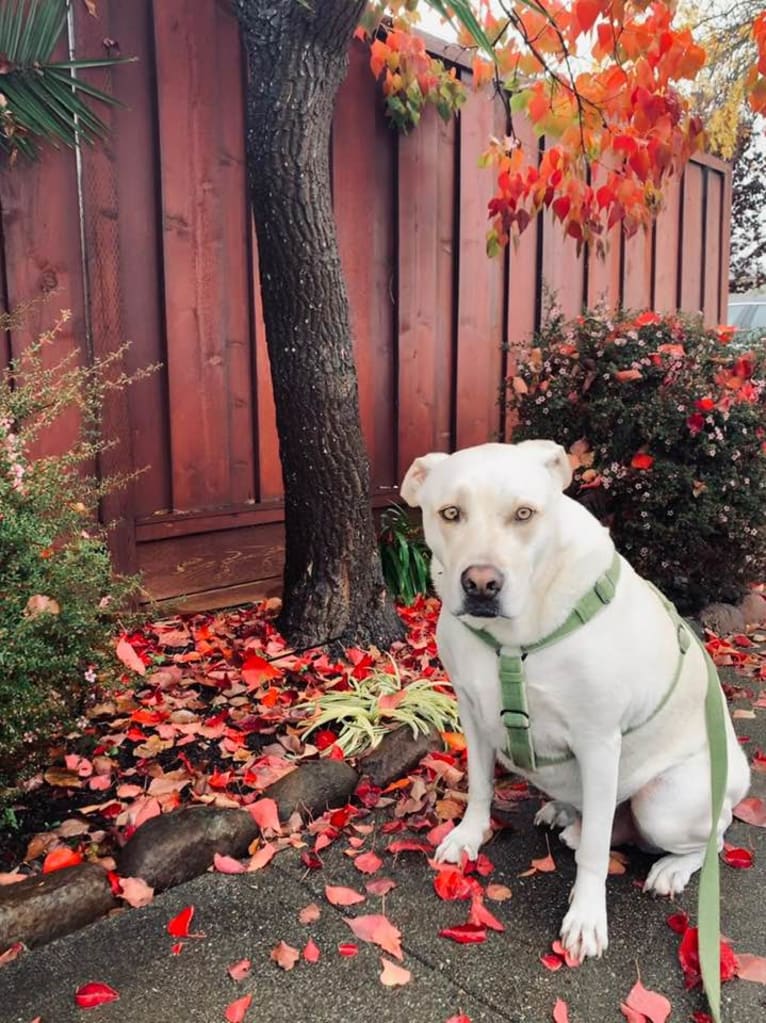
440, 506, 461, 522
515, 506, 534, 522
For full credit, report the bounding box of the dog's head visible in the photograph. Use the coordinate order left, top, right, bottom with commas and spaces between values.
400, 441, 572, 620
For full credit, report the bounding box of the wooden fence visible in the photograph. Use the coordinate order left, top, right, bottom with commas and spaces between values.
0, 0, 731, 608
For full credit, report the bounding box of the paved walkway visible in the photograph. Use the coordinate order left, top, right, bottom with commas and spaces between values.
2, 670, 764, 1023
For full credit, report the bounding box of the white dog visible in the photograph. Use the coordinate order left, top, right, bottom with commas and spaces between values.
401, 440, 750, 960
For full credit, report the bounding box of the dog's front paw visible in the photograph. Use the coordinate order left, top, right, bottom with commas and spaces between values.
434, 818, 488, 863
559, 893, 608, 960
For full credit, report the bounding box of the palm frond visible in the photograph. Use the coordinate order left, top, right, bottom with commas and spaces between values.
0, 0, 136, 161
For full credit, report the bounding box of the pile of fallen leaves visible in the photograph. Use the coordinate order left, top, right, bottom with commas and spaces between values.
1, 595, 766, 1023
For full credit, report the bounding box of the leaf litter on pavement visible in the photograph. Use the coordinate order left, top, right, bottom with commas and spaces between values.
2, 593, 766, 1020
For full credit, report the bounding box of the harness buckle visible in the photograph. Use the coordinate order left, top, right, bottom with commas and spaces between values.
500, 709, 530, 730
594, 573, 617, 604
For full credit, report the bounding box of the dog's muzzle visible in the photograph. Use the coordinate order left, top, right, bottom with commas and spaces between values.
460, 564, 504, 618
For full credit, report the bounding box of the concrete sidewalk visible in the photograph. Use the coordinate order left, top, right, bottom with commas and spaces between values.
2, 786, 764, 1023
2, 656, 765, 1023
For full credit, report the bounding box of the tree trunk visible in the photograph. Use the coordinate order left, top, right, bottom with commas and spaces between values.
234, 0, 403, 649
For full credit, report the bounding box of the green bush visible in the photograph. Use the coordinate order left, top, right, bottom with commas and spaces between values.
378, 503, 431, 605
509, 309, 766, 611
0, 310, 147, 797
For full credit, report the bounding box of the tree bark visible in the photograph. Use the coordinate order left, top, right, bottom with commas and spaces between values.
234, 0, 403, 649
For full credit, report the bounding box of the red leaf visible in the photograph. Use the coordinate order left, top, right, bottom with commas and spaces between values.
214, 853, 246, 874
721, 845, 754, 869
365, 878, 397, 897
247, 798, 281, 834
301, 850, 323, 870
74, 982, 120, 1008
303, 938, 320, 964
733, 796, 766, 827
325, 884, 366, 907
225, 993, 253, 1023
241, 654, 281, 687
736, 952, 766, 983
539, 953, 564, 972
270, 940, 300, 971
167, 905, 198, 938
42, 847, 83, 874
171, 942, 184, 955
631, 452, 654, 471
624, 979, 671, 1023
432, 867, 476, 901
116, 636, 146, 675
379, 957, 412, 987
439, 923, 487, 944
0, 942, 24, 966
691, 1014, 713, 1023
678, 927, 738, 989
345, 914, 403, 960
227, 958, 252, 982
338, 942, 359, 957
666, 911, 689, 934
445, 1017, 472, 1023
353, 850, 383, 875
552, 999, 570, 1023
468, 896, 505, 932
387, 839, 432, 855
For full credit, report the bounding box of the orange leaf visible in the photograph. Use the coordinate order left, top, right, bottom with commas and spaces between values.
624, 979, 671, 1023
42, 847, 83, 873
115, 636, 146, 675
325, 884, 366, 907
227, 958, 252, 982
353, 850, 383, 875
241, 654, 281, 688
552, 998, 570, 1023
303, 938, 321, 964
298, 902, 321, 924
247, 798, 281, 834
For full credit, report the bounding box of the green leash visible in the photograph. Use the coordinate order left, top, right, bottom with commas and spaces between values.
462, 554, 729, 1021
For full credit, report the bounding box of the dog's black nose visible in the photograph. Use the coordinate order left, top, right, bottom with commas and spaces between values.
461, 565, 504, 599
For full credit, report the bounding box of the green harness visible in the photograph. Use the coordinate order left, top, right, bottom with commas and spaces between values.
462, 550, 728, 1022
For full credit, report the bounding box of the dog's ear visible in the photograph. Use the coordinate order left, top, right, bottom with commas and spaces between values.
516, 439, 572, 492
400, 452, 449, 507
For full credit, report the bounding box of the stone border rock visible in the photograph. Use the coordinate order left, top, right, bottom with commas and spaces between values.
698, 592, 766, 636
0, 726, 432, 952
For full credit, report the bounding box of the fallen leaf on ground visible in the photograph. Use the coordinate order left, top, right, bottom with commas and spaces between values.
116, 876, 154, 908
468, 896, 505, 932
42, 847, 83, 873
444, 1016, 472, 1023
345, 914, 403, 959
379, 957, 412, 986
247, 798, 282, 834
439, 923, 487, 944
733, 796, 766, 827
354, 850, 383, 875
485, 883, 512, 902
721, 845, 754, 869
270, 941, 300, 971
432, 867, 476, 901
519, 850, 556, 876
0, 942, 24, 966
608, 850, 629, 874
227, 958, 252, 982
365, 878, 397, 896
116, 636, 146, 675
665, 911, 688, 934
225, 993, 253, 1022
298, 903, 321, 924
247, 842, 277, 871
325, 884, 365, 907
213, 853, 247, 875
736, 952, 766, 983
678, 927, 738, 988
303, 938, 320, 964
74, 981, 120, 1008
552, 999, 569, 1023
338, 942, 358, 957
167, 906, 201, 938
623, 978, 671, 1023
540, 953, 563, 971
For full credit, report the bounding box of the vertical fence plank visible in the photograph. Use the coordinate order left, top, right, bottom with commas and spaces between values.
454, 84, 505, 449
652, 173, 682, 314
703, 170, 723, 325
587, 226, 622, 312
153, 0, 232, 512
719, 167, 732, 324
679, 163, 704, 315
335, 42, 396, 490
215, 1, 256, 506
541, 208, 585, 320
622, 226, 653, 313
397, 105, 456, 476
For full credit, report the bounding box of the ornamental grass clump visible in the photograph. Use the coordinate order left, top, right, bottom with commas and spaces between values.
297, 659, 459, 758
508, 309, 766, 611
0, 309, 149, 799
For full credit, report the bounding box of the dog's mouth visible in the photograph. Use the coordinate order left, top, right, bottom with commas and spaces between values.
460, 597, 501, 618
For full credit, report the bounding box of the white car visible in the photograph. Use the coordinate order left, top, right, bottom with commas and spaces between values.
728, 296, 766, 331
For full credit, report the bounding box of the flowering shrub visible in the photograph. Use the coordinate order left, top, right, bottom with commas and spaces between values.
0, 311, 146, 799
509, 309, 766, 611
